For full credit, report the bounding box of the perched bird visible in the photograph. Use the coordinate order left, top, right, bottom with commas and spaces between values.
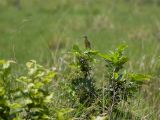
83, 36, 91, 49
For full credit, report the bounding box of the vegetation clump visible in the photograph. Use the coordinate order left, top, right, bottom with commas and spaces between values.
0, 44, 150, 120
98, 45, 150, 119
0, 60, 55, 119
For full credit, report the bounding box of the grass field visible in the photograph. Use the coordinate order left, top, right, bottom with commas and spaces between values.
0, 0, 160, 119
1, 0, 160, 64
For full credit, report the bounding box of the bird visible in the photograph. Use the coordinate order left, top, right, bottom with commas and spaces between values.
83, 35, 91, 49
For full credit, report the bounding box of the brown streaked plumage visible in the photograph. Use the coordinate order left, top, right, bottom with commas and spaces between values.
84, 36, 91, 49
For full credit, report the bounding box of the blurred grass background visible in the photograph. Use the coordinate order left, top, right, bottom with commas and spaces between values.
0, 0, 160, 119
0, 0, 160, 66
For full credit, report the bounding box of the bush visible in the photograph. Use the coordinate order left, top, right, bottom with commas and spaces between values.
0, 60, 56, 119
0, 44, 150, 119
66, 45, 150, 119
98, 45, 150, 119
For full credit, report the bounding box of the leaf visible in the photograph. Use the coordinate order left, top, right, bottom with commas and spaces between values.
129, 73, 151, 84
84, 50, 98, 55
24, 98, 32, 105
26, 60, 36, 68
42, 114, 50, 119
114, 72, 119, 80
0, 60, 15, 69
0, 87, 5, 96
57, 108, 74, 120
16, 76, 30, 84
31, 107, 43, 112
43, 71, 56, 83
34, 82, 44, 89
58, 108, 74, 114
73, 45, 81, 53
27, 83, 34, 89
44, 93, 53, 103
118, 56, 128, 65
3, 62, 10, 69
57, 111, 63, 120
116, 44, 128, 53
35, 71, 45, 78
9, 103, 22, 109
98, 53, 112, 61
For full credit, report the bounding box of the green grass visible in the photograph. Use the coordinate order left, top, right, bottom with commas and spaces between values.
0, 0, 160, 119
1, 0, 160, 64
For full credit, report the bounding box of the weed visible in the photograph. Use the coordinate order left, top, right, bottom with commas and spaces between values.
98, 45, 150, 119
